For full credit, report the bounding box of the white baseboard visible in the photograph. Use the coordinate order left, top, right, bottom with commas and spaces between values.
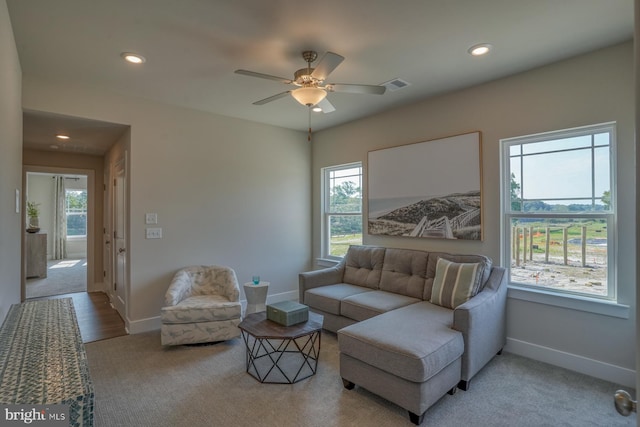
128, 315, 161, 334
127, 289, 300, 335
505, 337, 636, 388
87, 280, 103, 293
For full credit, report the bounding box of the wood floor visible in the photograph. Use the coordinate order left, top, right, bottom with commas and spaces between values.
30, 292, 127, 343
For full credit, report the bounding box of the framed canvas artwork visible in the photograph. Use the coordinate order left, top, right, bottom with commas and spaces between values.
367, 131, 482, 240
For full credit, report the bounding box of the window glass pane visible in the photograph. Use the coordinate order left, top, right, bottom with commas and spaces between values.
508, 158, 522, 212
522, 149, 592, 199
594, 146, 611, 209
509, 217, 608, 297
594, 132, 610, 147
67, 213, 87, 236
66, 189, 87, 236
329, 167, 362, 213
328, 215, 362, 257
509, 144, 521, 157
522, 135, 591, 155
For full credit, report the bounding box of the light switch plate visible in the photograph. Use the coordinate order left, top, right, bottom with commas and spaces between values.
146, 227, 162, 239
145, 213, 158, 224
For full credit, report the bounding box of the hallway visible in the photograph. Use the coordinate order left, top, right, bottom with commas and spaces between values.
30, 292, 127, 343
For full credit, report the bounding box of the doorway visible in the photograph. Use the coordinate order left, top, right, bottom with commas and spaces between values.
24, 168, 94, 300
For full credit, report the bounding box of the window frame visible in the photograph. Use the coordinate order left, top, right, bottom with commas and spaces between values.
65, 188, 88, 238
500, 122, 617, 301
321, 162, 363, 261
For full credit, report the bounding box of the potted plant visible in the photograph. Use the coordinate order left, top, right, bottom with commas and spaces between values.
27, 201, 40, 231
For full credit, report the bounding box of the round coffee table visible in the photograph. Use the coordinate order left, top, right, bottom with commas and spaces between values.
238, 311, 323, 384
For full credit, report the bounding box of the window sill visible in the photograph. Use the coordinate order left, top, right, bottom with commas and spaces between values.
507, 285, 629, 319
316, 258, 340, 268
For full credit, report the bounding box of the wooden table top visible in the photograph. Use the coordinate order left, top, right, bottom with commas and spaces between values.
238, 311, 323, 339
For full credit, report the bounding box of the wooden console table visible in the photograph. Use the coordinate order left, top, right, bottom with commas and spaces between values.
0, 299, 94, 426
26, 232, 47, 278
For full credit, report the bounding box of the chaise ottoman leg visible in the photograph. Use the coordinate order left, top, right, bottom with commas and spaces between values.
458, 379, 470, 391
342, 378, 355, 390
408, 410, 425, 425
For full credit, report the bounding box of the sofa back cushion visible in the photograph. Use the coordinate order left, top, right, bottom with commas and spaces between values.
343, 245, 386, 289
424, 252, 492, 300
379, 248, 428, 299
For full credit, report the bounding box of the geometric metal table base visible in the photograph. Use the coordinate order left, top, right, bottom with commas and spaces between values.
241, 330, 321, 383
238, 311, 323, 384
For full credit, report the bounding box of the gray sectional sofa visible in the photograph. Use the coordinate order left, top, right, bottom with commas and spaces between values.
299, 245, 507, 425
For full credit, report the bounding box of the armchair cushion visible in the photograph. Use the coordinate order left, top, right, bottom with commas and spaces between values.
161, 295, 241, 324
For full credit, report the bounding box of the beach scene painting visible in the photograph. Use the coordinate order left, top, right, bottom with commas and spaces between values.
367, 132, 482, 240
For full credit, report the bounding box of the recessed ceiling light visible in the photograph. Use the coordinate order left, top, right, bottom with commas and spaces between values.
56, 134, 70, 140
468, 43, 492, 56
121, 52, 146, 64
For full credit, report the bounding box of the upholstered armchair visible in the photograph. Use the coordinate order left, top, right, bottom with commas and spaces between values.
161, 265, 242, 345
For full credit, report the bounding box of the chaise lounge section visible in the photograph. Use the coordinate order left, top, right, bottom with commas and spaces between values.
299, 245, 507, 425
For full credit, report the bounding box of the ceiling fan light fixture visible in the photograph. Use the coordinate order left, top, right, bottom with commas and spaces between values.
312, 106, 323, 112
291, 87, 327, 106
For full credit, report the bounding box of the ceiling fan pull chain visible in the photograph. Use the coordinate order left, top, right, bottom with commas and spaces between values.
308, 106, 312, 142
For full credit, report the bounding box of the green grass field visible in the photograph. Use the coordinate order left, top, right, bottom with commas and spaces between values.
330, 234, 362, 257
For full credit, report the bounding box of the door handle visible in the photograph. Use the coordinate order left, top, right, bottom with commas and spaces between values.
118, 248, 126, 254
105, 240, 111, 245
614, 390, 636, 416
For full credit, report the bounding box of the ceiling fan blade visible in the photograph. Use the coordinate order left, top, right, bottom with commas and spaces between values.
316, 98, 335, 113
252, 91, 291, 105
311, 52, 344, 81
235, 69, 293, 85
325, 83, 386, 95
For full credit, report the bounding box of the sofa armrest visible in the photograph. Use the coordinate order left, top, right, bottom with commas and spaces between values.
298, 264, 345, 303
452, 266, 507, 382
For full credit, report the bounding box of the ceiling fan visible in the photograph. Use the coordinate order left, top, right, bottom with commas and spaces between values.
235, 50, 386, 113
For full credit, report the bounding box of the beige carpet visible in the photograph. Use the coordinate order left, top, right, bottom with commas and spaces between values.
26, 258, 87, 299
85, 330, 634, 427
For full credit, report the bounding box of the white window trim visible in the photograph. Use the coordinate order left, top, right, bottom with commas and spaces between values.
320, 162, 363, 261
500, 122, 620, 315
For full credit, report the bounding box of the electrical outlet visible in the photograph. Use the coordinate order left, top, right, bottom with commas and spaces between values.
145, 213, 158, 224
146, 227, 162, 239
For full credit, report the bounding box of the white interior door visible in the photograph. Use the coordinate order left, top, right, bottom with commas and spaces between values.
112, 156, 127, 319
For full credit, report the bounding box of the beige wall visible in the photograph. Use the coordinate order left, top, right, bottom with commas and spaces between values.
22, 78, 311, 332
0, 0, 22, 320
313, 42, 635, 385
23, 151, 104, 283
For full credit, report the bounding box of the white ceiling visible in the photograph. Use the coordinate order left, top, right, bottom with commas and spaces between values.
7, 0, 634, 155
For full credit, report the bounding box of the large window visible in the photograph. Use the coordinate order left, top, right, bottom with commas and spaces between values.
501, 123, 615, 300
66, 189, 88, 237
322, 163, 363, 259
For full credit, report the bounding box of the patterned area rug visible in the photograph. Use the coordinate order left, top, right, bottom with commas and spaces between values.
0, 299, 94, 426
26, 259, 87, 299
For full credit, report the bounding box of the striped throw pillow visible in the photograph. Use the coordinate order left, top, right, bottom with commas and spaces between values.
430, 258, 482, 309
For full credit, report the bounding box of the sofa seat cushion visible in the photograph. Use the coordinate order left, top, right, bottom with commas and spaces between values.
341, 291, 421, 322
338, 302, 462, 383
304, 284, 372, 315
161, 295, 241, 324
